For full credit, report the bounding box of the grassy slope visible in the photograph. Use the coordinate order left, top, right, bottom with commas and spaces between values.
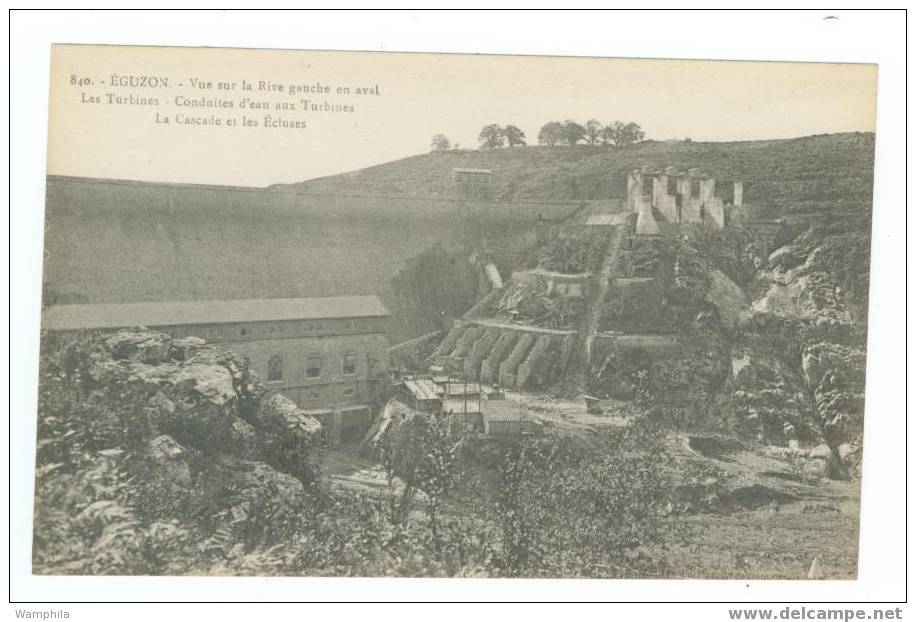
283, 133, 875, 213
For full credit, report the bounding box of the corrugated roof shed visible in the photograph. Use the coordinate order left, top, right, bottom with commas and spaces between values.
441, 398, 482, 415
402, 378, 440, 402
481, 399, 531, 422
436, 382, 483, 396
42, 295, 389, 331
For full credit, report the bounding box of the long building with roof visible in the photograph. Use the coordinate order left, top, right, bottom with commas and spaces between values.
42, 295, 391, 444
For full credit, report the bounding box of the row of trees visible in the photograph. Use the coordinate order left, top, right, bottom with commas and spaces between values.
538, 119, 646, 147
478, 124, 527, 149
431, 119, 645, 152
432, 125, 528, 151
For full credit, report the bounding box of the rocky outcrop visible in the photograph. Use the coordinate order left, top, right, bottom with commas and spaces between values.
752, 238, 852, 326
58, 327, 320, 482
35, 327, 326, 572
105, 329, 172, 364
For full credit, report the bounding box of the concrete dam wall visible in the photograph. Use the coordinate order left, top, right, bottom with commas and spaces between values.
42, 176, 584, 342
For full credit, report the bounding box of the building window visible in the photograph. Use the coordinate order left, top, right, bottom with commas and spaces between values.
667, 176, 678, 195
306, 354, 322, 379
690, 178, 701, 199
641, 178, 652, 197
240, 327, 248, 336
267, 354, 283, 382
342, 350, 357, 375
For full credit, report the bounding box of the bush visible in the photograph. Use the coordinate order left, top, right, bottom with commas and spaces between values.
491, 419, 672, 577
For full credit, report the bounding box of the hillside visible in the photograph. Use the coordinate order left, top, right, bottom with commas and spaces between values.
283, 133, 875, 213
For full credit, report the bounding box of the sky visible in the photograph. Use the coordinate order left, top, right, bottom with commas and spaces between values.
47, 45, 878, 187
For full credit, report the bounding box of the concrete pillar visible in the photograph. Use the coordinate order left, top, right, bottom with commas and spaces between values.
653, 174, 667, 205
330, 410, 342, 446
626, 171, 642, 212
703, 177, 716, 201
677, 175, 690, 197
636, 201, 661, 235
733, 181, 743, 208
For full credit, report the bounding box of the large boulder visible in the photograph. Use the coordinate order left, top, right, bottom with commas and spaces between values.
169, 336, 206, 361
254, 393, 322, 442
173, 363, 236, 407
130, 361, 239, 449
706, 269, 750, 330
128, 362, 183, 387
768, 245, 806, 271
181, 345, 265, 412
105, 329, 172, 364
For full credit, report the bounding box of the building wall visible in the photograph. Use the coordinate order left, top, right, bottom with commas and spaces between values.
163, 316, 388, 344
487, 420, 521, 435
454, 171, 493, 201
485, 418, 543, 436
155, 317, 389, 412
228, 332, 389, 409
447, 412, 484, 433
